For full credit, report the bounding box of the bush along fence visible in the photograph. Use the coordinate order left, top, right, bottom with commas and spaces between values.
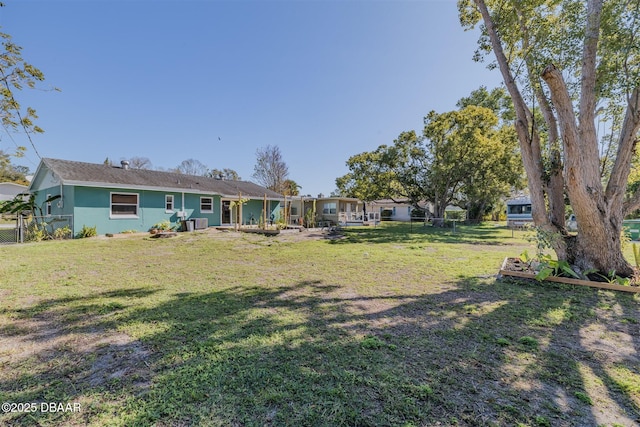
10, 215, 74, 243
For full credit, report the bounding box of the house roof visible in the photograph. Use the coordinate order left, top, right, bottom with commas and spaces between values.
0, 182, 28, 190
506, 197, 531, 205
37, 158, 284, 199
0, 182, 28, 201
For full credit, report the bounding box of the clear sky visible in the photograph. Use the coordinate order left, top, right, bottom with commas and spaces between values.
0, 0, 502, 197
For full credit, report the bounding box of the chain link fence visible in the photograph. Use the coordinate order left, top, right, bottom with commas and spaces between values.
0, 215, 74, 244
0, 215, 18, 244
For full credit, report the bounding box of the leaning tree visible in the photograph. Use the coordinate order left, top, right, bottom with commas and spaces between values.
459, 0, 640, 277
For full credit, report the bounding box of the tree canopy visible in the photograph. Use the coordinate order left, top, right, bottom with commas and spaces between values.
459, 0, 640, 276
210, 168, 241, 181
174, 158, 209, 176
336, 98, 523, 220
127, 156, 153, 170
0, 25, 49, 158
252, 145, 290, 194
282, 179, 301, 196
0, 149, 28, 184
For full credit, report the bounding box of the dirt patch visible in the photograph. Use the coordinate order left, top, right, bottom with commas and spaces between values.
0, 311, 154, 400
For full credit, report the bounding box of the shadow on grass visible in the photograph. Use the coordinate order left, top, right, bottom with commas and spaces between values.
334, 222, 522, 246
0, 279, 638, 426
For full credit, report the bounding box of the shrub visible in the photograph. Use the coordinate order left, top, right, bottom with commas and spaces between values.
77, 225, 97, 238
25, 221, 48, 242
496, 337, 511, 347
151, 220, 172, 231
52, 226, 72, 240
518, 336, 539, 349
361, 336, 385, 349
574, 391, 592, 405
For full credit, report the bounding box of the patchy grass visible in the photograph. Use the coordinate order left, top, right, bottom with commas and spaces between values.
0, 223, 638, 426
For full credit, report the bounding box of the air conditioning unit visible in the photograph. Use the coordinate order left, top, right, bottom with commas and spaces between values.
193, 218, 208, 230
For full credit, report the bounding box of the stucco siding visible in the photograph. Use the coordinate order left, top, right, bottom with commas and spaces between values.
72, 187, 221, 235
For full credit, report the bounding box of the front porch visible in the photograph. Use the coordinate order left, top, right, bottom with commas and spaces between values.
338, 211, 381, 226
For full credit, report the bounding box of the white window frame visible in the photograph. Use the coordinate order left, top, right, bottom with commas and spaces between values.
165, 195, 174, 213
200, 197, 213, 213
323, 202, 337, 215
46, 193, 52, 216
110, 192, 139, 219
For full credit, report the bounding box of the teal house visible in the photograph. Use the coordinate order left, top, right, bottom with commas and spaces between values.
28, 158, 284, 236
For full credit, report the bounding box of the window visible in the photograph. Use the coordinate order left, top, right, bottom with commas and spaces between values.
290, 207, 298, 216
323, 202, 336, 215
111, 193, 138, 218
46, 194, 52, 216
165, 195, 174, 212
508, 204, 532, 215
200, 197, 213, 213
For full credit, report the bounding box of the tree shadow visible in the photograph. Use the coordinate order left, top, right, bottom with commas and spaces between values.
0, 278, 638, 426
333, 222, 519, 246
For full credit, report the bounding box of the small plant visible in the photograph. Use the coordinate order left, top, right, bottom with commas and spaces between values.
25, 220, 48, 242
151, 220, 172, 231
535, 254, 580, 281
518, 336, 539, 349
534, 415, 551, 427
633, 243, 640, 268
77, 225, 97, 238
583, 268, 631, 286
574, 391, 592, 405
496, 337, 511, 347
304, 209, 316, 228
526, 226, 562, 259
519, 250, 532, 264
360, 335, 396, 351
52, 226, 72, 240
361, 336, 385, 349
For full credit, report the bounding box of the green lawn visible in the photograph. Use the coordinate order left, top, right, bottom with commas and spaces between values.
0, 223, 638, 426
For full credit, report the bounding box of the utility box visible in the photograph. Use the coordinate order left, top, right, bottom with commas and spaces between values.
193, 218, 208, 230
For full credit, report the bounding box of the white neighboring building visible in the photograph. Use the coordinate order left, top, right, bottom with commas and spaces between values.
0, 182, 27, 202
368, 199, 432, 221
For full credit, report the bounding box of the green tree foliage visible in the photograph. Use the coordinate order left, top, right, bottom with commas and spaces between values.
282, 179, 301, 196
0, 149, 28, 184
422, 105, 522, 220
456, 86, 515, 123
459, 0, 640, 276
209, 168, 241, 181
0, 24, 48, 156
336, 102, 523, 220
335, 145, 403, 203
0, 192, 58, 217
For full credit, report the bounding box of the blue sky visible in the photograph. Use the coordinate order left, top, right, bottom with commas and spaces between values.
1, 0, 502, 197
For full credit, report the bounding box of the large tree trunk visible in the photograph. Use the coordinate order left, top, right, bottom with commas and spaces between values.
541, 64, 634, 277
473, 0, 567, 259
474, 0, 637, 277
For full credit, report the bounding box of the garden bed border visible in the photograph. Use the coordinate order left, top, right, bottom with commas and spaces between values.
498, 257, 640, 293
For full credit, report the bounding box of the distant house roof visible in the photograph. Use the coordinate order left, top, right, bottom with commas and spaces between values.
506, 197, 531, 205
34, 158, 283, 199
0, 182, 28, 201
